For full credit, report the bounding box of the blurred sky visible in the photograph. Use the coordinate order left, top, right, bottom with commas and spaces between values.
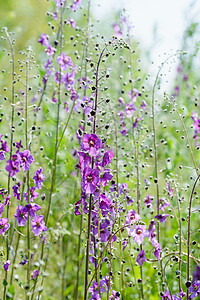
92, 0, 200, 88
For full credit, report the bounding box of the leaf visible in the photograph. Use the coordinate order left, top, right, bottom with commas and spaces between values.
8, 285, 15, 296
3, 279, 8, 286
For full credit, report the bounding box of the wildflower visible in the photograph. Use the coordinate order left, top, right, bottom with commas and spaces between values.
32, 269, 39, 279
125, 102, 136, 118
31, 215, 47, 236
45, 45, 56, 57
57, 53, 73, 70
101, 151, 114, 167
3, 260, 11, 271
24, 186, 39, 202
68, 17, 76, 28
159, 198, 170, 212
99, 194, 111, 216
0, 218, 10, 236
24, 203, 42, 218
82, 167, 100, 194
110, 290, 120, 300
161, 291, 171, 300
33, 168, 45, 189
189, 281, 200, 299
144, 194, 153, 209
38, 33, 49, 46
14, 205, 28, 226
136, 250, 147, 266
5, 154, 21, 177
154, 214, 170, 223
45, 59, 54, 76
128, 88, 140, 101
125, 210, 140, 225
71, 0, 82, 11
130, 224, 148, 245
100, 169, 113, 188
113, 23, 122, 39
166, 182, 173, 197
19, 150, 34, 171
13, 182, 22, 200
81, 134, 102, 157
193, 266, 200, 281
154, 243, 162, 260
89, 281, 101, 300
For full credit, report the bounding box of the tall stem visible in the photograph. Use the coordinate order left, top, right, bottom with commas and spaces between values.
186, 175, 200, 299
84, 46, 106, 300
3, 28, 15, 300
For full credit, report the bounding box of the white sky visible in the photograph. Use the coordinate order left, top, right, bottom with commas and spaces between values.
92, 0, 200, 89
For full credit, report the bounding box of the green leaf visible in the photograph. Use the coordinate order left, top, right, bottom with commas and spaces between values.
8, 285, 15, 296
3, 279, 8, 286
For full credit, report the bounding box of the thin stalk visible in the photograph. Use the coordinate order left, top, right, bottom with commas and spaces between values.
186, 175, 200, 299
10, 233, 20, 285
25, 52, 31, 300
84, 46, 106, 300
175, 187, 182, 292
3, 28, 15, 300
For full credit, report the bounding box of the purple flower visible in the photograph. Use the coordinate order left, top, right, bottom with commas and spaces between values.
31, 215, 47, 236
5, 154, 21, 177
128, 88, 140, 101
3, 260, 11, 271
0, 203, 4, 217
71, 0, 82, 11
33, 168, 45, 189
144, 194, 153, 209
113, 23, 122, 39
130, 224, 148, 245
193, 266, 200, 282
78, 152, 91, 173
159, 198, 170, 212
19, 150, 34, 171
45, 59, 54, 76
125, 210, 140, 226
110, 290, 120, 300
189, 281, 200, 299
100, 170, 113, 188
161, 291, 171, 300
122, 240, 128, 251
45, 45, 56, 57
154, 214, 170, 223
57, 53, 73, 70
125, 102, 137, 118
81, 134, 102, 157
141, 100, 147, 110
154, 243, 162, 260
118, 97, 124, 107
24, 186, 39, 202
32, 269, 39, 279
82, 167, 100, 194
136, 250, 147, 266
14, 205, 28, 226
13, 182, 22, 200
64, 69, 76, 89
89, 281, 101, 300
24, 203, 42, 218
166, 182, 173, 197
0, 218, 10, 236
38, 33, 49, 46
101, 151, 114, 167
0, 138, 9, 162
99, 194, 111, 216
68, 17, 76, 28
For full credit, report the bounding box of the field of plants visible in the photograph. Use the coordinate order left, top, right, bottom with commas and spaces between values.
0, 0, 200, 299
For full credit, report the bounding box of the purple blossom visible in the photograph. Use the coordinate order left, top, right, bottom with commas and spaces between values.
166, 182, 173, 197
24, 186, 39, 202
125, 102, 137, 118
82, 167, 100, 194
193, 266, 200, 282
0, 203, 4, 217
45, 45, 56, 57
159, 198, 170, 212
100, 170, 113, 188
154, 243, 162, 260
68, 17, 76, 28
71, 0, 82, 11
33, 168, 45, 189
101, 151, 114, 167
3, 260, 11, 271
161, 291, 171, 300
57, 53, 73, 70
89, 281, 101, 300
38, 33, 49, 46
14, 205, 28, 226
141, 100, 147, 110
122, 240, 128, 251
136, 250, 147, 266
81, 134, 102, 157
24, 203, 42, 218
144, 194, 153, 209
19, 150, 34, 171
99, 194, 111, 216
125, 210, 140, 226
154, 214, 170, 223
128, 88, 140, 101
113, 23, 122, 39
31, 215, 47, 236
5, 154, 21, 177
15, 140, 23, 153
13, 182, 22, 200
110, 290, 120, 300
129, 224, 148, 245
78, 152, 91, 174
118, 97, 124, 107
45, 59, 54, 76
0, 218, 10, 236
32, 269, 39, 279
189, 281, 200, 299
